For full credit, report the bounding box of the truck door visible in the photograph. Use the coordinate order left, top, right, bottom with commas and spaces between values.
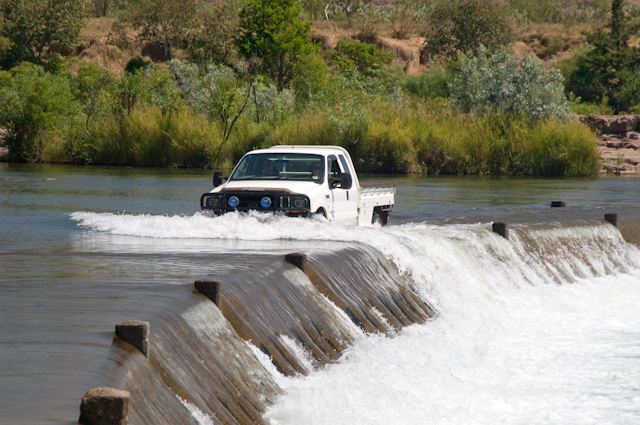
328, 155, 357, 224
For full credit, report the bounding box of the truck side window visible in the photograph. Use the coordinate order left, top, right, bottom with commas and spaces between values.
328, 155, 341, 178
338, 155, 351, 175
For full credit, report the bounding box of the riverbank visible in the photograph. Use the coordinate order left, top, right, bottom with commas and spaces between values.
579, 114, 640, 176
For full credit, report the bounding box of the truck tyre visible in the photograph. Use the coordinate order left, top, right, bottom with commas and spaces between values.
315, 208, 327, 219
372, 208, 390, 226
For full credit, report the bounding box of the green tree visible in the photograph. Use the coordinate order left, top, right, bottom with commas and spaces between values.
237, 0, 317, 89
566, 0, 640, 112
0, 63, 81, 161
189, 0, 243, 65
0, 0, 87, 66
421, 0, 515, 61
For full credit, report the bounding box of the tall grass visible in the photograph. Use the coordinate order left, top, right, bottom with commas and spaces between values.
84, 106, 222, 168
267, 98, 600, 176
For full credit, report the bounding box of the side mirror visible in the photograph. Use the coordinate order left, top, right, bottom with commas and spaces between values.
340, 173, 352, 190
213, 171, 223, 187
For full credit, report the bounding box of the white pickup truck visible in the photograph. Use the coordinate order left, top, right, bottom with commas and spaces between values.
200, 145, 395, 226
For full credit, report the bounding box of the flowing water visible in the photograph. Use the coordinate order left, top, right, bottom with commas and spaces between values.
2, 162, 640, 425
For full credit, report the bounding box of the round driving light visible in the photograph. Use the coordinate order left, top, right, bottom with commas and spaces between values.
228, 196, 240, 208
260, 197, 272, 208
293, 198, 305, 208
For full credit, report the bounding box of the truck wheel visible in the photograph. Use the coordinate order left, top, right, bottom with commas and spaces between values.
372, 208, 390, 226
315, 208, 327, 219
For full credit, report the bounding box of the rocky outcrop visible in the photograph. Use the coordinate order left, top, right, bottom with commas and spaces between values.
579, 114, 640, 134
578, 114, 640, 175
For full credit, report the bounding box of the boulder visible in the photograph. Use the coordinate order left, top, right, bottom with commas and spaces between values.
579, 114, 640, 134
609, 115, 639, 133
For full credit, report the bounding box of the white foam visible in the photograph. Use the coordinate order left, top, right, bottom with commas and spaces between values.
265, 272, 640, 425
71, 211, 640, 424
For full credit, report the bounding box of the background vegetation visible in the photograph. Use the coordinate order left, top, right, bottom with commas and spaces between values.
1, 0, 637, 176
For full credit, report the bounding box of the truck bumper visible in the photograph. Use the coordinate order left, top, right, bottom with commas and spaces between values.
201, 191, 311, 216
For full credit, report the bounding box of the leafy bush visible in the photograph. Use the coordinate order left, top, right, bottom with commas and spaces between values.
421, 0, 515, 61
0, 63, 82, 161
329, 39, 394, 78
449, 48, 571, 121
170, 60, 251, 142
402, 67, 453, 100
125, 57, 151, 74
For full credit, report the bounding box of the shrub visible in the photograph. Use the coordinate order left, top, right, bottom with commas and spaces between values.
329, 39, 394, 78
0, 63, 82, 161
421, 0, 515, 61
449, 48, 571, 121
125, 57, 151, 74
402, 67, 453, 100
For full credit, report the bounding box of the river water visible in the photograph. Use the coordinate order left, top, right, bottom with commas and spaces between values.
1, 162, 640, 425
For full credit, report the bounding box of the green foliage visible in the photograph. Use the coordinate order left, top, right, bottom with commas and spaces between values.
0, 0, 87, 66
0, 63, 82, 161
73, 64, 116, 125
291, 50, 328, 106
329, 39, 393, 78
402, 67, 453, 100
567, 96, 613, 115
300, 0, 325, 20
565, 0, 640, 112
188, 0, 242, 65
125, 56, 151, 74
86, 105, 222, 167
449, 48, 571, 121
237, 0, 317, 88
169, 59, 252, 155
269, 99, 598, 176
421, 0, 515, 61
324, 39, 401, 100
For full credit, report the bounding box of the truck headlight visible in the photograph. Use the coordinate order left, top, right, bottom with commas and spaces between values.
293, 197, 306, 209
207, 197, 220, 208
228, 196, 240, 208
260, 197, 272, 208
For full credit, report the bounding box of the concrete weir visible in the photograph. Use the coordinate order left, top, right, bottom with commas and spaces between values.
83, 245, 435, 425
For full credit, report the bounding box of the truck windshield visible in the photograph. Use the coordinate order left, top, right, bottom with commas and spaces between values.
229, 153, 325, 183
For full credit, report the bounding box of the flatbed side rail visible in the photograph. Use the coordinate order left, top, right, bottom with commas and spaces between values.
360, 182, 396, 197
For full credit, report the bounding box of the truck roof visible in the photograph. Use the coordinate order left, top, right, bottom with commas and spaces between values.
261, 145, 350, 157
